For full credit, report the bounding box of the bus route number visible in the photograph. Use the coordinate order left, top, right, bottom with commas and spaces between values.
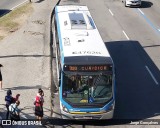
69, 66, 77, 71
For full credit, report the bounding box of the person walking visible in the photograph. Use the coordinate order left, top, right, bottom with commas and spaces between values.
9, 100, 21, 121
0, 64, 3, 90
5, 89, 14, 119
34, 88, 44, 121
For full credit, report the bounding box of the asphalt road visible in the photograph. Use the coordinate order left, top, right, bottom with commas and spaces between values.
52, 0, 160, 127
80, 0, 160, 119
0, 0, 28, 16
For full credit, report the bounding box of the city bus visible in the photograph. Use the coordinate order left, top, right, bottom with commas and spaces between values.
53, 5, 115, 119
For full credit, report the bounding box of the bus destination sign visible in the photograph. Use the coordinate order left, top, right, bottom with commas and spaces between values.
64, 65, 112, 72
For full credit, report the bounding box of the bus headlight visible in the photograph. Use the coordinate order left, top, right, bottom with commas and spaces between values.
62, 104, 69, 113
101, 104, 114, 113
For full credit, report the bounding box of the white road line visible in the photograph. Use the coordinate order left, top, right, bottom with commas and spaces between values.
138, 8, 144, 15
109, 9, 114, 16
122, 30, 129, 40
11, 0, 28, 10
145, 66, 159, 85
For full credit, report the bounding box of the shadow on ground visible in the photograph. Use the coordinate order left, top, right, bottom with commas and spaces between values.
0, 9, 11, 17
35, 0, 45, 3
105, 40, 160, 120
3, 85, 49, 91
140, 1, 153, 8
0, 55, 50, 59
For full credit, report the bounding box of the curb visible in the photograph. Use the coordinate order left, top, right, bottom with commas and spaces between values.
11, 0, 29, 10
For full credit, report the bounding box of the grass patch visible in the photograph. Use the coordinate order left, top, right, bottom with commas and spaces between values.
0, 36, 4, 40
0, 3, 33, 40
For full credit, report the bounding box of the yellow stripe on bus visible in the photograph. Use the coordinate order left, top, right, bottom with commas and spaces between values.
70, 112, 87, 114
70, 112, 104, 114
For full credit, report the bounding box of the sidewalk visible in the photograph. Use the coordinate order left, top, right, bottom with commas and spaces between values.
0, 0, 58, 127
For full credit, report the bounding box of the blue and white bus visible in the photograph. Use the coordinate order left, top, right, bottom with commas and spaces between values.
53, 5, 115, 119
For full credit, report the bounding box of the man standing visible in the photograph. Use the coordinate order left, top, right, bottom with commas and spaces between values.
5, 89, 14, 119
0, 64, 3, 90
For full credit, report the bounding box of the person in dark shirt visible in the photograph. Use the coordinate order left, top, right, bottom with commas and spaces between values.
5, 89, 14, 119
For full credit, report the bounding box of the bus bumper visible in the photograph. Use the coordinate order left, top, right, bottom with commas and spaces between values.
61, 109, 114, 119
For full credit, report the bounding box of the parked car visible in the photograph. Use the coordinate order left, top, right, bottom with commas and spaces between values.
122, 0, 141, 7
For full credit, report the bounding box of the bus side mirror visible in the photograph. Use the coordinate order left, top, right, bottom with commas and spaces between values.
58, 78, 61, 87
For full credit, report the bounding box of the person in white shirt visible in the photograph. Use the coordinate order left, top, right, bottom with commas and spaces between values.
9, 100, 21, 121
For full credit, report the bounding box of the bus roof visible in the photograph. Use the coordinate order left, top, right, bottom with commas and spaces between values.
55, 5, 112, 65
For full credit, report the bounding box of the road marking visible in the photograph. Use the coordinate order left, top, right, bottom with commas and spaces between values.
136, 9, 160, 35
145, 66, 159, 85
122, 30, 129, 40
138, 8, 144, 15
11, 0, 28, 10
109, 9, 114, 16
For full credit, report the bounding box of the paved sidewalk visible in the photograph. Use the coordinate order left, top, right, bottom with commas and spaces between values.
0, 0, 58, 127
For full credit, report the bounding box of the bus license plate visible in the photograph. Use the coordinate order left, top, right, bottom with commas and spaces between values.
83, 116, 92, 119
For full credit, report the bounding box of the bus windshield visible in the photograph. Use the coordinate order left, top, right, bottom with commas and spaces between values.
62, 73, 113, 106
